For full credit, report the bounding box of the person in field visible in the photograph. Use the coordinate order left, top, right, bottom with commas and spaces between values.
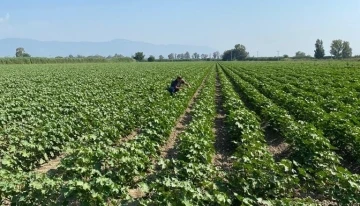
168, 76, 191, 95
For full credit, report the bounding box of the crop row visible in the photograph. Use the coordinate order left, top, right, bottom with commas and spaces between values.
217, 66, 318, 205
130, 67, 232, 205
228, 66, 360, 168
2, 62, 360, 205
0, 64, 181, 171
240, 65, 360, 119
0, 63, 211, 205
266, 74, 360, 117
220, 64, 360, 204
226, 62, 360, 107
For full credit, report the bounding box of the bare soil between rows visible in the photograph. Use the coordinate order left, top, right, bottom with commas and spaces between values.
262, 123, 292, 161
35, 154, 66, 174
212, 72, 236, 171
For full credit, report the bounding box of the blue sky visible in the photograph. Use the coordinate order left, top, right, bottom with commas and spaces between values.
0, 0, 359, 56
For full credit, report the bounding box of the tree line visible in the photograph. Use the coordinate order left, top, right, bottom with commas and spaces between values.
132, 39, 355, 62
14, 48, 133, 60
12, 47, 221, 62
132, 51, 221, 62
10, 38, 356, 63
222, 39, 354, 61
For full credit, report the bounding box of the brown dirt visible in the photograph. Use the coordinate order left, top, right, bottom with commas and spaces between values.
263, 123, 292, 161
115, 128, 141, 146
161, 106, 193, 159
212, 72, 235, 171
128, 188, 146, 199
315, 200, 339, 206
34, 154, 66, 174
1, 199, 11, 206
294, 189, 339, 206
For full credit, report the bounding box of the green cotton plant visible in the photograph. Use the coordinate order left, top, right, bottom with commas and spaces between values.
234, 68, 360, 166
2, 61, 360, 205
2, 172, 63, 205
221, 63, 360, 205
218, 68, 299, 201
134, 68, 231, 206
0, 62, 212, 204
223, 66, 338, 166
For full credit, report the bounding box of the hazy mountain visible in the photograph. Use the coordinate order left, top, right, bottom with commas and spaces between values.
0, 38, 217, 58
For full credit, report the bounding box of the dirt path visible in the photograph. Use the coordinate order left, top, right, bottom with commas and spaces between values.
162, 106, 193, 159
115, 128, 141, 146
212, 72, 235, 171
262, 122, 291, 161
34, 154, 66, 174
34, 129, 141, 175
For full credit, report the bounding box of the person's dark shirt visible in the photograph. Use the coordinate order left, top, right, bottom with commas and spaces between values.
171, 79, 185, 88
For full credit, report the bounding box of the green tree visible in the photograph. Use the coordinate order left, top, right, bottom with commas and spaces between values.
22, 53, 31, 57
114, 53, 124, 58
295, 51, 306, 58
15, 47, 25, 57
283, 54, 289, 58
148, 55, 155, 62
342, 41, 352, 58
330, 39, 343, 58
213, 51, 220, 59
192, 52, 199, 59
201, 54, 208, 59
133, 52, 145, 61
184, 52, 190, 59
159, 55, 164, 61
177, 53, 184, 59
168, 53, 174, 60
314, 39, 325, 59
330, 39, 352, 58
222, 44, 249, 61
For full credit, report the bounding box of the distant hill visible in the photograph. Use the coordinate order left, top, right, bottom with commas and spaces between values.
0, 38, 217, 58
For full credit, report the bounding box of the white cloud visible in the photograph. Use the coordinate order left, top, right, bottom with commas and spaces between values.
0, 13, 10, 23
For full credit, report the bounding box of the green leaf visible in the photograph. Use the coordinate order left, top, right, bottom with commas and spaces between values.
1, 158, 11, 166
139, 182, 149, 193
30, 181, 43, 190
